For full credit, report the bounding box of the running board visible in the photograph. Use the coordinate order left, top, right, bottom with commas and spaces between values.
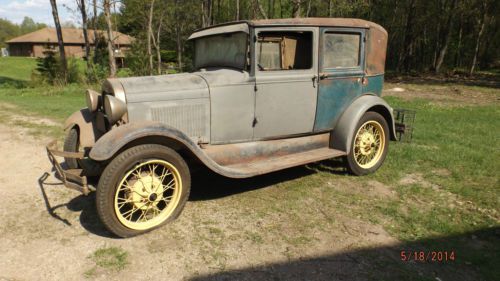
224, 147, 346, 176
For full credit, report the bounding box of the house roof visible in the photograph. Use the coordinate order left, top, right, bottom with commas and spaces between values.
6, 27, 134, 45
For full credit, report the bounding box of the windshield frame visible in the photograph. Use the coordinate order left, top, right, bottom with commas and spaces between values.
193, 31, 249, 71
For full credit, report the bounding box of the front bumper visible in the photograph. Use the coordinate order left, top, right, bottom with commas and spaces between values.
46, 140, 94, 195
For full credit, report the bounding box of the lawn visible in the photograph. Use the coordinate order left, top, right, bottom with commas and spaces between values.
0, 57, 498, 279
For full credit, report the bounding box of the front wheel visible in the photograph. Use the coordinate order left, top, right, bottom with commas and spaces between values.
63, 127, 80, 169
96, 144, 191, 237
346, 111, 389, 176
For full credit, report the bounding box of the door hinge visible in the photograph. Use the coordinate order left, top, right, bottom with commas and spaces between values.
254, 84, 258, 91
252, 117, 258, 127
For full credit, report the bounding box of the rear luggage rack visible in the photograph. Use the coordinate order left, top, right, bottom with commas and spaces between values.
394, 108, 416, 142
46, 140, 94, 195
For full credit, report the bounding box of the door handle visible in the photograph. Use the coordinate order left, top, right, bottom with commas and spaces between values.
312, 75, 317, 88
319, 73, 329, 80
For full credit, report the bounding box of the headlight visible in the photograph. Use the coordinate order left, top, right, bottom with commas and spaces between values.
104, 94, 127, 125
86, 89, 101, 112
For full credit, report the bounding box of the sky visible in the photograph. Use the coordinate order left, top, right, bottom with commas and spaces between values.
0, 0, 81, 26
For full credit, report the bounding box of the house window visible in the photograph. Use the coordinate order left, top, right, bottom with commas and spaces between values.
257, 31, 312, 71
322, 33, 361, 68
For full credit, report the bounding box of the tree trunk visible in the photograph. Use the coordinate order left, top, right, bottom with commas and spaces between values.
306, 0, 312, 17
398, 0, 416, 72
49, 0, 67, 81
236, 0, 240, 20
92, 0, 98, 64
152, 9, 165, 75
255, 0, 268, 19
328, 0, 332, 17
77, 0, 92, 73
469, 12, 487, 75
454, 15, 463, 69
435, 0, 457, 73
175, 0, 183, 72
280, 0, 283, 18
103, 0, 116, 77
202, 0, 212, 27
147, 0, 155, 76
292, 0, 301, 18
269, 0, 274, 19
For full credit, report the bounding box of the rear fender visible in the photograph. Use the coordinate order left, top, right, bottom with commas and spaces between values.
331, 94, 397, 154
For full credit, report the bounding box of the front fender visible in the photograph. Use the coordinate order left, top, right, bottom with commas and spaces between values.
331, 95, 397, 154
64, 108, 101, 148
89, 122, 249, 178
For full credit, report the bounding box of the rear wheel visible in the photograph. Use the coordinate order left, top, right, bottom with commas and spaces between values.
96, 144, 191, 237
346, 111, 389, 176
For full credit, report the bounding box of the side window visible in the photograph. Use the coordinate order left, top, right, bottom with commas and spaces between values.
257, 31, 312, 71
322, 32, 361, 69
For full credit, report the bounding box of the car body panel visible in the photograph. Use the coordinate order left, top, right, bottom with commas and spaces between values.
196, 68, 256, 144
362, 74, 384, 96
114, 74, 211, 144
313, 27, 366, 132
253, 26, 319, 139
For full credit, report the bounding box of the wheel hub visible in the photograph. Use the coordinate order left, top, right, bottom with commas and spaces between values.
129, 173, 163, 210
359, 132, 376, 156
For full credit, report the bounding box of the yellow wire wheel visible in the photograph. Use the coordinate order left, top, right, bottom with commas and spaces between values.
114, 160, 183, 230
353, 120, 385, 169
346, 112, 389, 175
96, 144, 190, 237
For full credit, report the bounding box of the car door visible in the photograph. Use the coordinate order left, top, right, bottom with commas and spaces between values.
253, 27, 319, 140
313, 28, 366, 132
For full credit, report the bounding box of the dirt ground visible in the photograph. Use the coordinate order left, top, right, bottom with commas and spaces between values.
0, 98, 485, 281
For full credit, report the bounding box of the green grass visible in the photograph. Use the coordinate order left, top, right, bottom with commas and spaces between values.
0, 84, 85, 122
85, 246, 128, 277
0, 57, 37, 82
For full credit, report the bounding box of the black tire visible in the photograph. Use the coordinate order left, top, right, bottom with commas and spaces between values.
346, 111, 389, 176
96, 144, 191, 238
63, 127, 80, 169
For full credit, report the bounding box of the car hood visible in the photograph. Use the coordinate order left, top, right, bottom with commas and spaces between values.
115, 73, 209, 103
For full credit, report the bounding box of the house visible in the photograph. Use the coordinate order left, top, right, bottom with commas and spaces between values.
6, 27, 134, 61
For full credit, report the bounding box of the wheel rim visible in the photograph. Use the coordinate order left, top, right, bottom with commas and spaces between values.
114, 159, 182, 230
353, 120, 385, 169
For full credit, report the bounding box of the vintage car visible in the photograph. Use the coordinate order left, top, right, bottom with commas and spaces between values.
47, 18, 396, 237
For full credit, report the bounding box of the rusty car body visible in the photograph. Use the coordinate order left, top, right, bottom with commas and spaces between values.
47, 18, 396, 237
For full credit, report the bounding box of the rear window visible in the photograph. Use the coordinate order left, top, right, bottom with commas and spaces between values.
322, 33, 360, 68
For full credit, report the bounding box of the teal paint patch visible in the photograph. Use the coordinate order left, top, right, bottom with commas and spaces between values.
313, 77, 363, 132
363, 74, 384, 96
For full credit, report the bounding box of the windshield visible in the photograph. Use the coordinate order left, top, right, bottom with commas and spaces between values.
194, 32, 248, 70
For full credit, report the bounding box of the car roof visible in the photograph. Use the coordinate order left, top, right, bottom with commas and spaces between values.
189, 18, 388, 76
190, 18, 387, 39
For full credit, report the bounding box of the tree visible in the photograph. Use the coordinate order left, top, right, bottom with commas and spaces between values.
255, 0, 268, 19
435, 0, 458, 73
49, 0, 68, 82
103, 0, 117, 77
76, 0, 93, 75
292, 0, 301, 18
469, 1, 488, 75
0, 19, 20, 48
